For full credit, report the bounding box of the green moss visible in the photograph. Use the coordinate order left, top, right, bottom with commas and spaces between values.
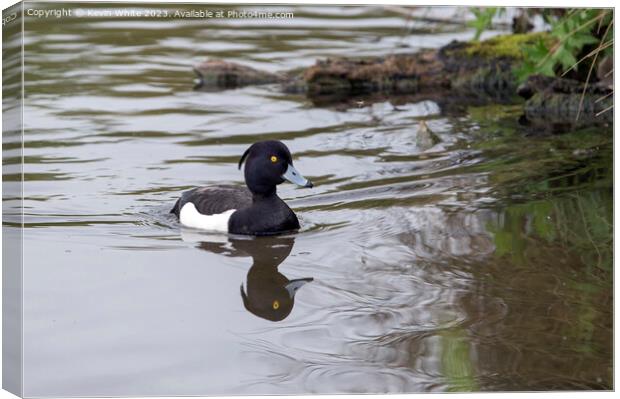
467, 103, 523, 122
462, 32, 552, 60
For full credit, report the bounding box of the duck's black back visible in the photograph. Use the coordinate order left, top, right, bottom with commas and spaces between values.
170, 185, 252, 217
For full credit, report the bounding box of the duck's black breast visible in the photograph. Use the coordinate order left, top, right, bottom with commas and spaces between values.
170, 185, 252, 217
228, 196, 300, 236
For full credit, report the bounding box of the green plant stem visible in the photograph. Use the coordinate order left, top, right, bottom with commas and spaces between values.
576, 19, 613, 121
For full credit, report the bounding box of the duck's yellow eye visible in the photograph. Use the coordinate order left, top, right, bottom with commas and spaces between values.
270, 155, 278, 163
272, 300, 280, 310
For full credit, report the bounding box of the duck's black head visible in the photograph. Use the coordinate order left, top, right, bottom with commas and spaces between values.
241, 276, 313, 322
238, 140, 313, 195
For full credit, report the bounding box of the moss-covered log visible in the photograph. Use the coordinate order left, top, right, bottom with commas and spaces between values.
194, 33, 543, 97
299, 50, 450, 96
193, 33, 612, 128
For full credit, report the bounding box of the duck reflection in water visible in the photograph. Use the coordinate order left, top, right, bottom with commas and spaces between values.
183, 231, 313, 321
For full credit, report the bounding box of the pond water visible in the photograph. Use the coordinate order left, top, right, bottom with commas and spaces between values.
4, 3, 613, 395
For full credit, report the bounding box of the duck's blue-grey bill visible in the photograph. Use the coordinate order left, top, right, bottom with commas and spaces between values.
285, 278, 314, 298
282, 164, 313, 188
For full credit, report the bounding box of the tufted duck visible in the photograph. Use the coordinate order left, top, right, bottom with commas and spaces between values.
171, 140, 313, 235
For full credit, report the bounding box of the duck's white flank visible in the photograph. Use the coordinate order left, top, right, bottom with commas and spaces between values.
179, 203, 235, 232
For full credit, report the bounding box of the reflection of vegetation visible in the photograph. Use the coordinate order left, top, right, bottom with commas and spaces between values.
466, 104, 612, 199
490, 191, 612, 273
466, 102, 612, 386
570, 277, 599, 355
467, 105, 612, 274
440, 327, 478, 392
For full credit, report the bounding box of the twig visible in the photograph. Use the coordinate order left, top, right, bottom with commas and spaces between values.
596, 9, 608, 34
595, 104, 613, 117
594, 91, 614, 103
